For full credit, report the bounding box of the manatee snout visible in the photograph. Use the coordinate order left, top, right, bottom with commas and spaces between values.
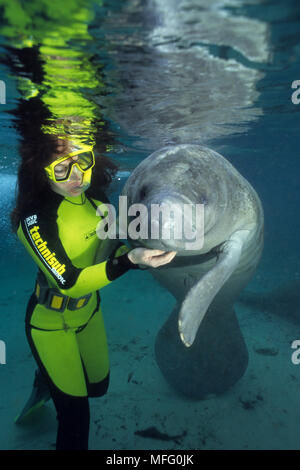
128, 189, 201, 252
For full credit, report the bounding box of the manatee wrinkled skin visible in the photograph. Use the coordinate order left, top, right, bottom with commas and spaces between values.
121, 145, 264, 399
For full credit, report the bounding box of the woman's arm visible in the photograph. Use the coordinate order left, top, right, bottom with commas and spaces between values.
18, 210, 176, 299
17, 210, 128, 298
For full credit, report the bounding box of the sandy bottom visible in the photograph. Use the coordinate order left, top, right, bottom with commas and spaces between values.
1, 258, 300, 451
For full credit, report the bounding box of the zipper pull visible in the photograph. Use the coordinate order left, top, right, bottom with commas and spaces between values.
62, 315, 69, 332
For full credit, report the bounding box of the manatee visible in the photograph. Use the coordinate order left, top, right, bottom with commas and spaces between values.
121, 144, 264, 399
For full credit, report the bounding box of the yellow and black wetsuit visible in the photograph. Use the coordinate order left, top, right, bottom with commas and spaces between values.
17, 187, 137, 449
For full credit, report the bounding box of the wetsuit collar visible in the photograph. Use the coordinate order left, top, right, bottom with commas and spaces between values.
64, 192, 86, 205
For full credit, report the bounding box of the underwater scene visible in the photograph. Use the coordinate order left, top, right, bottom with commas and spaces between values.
0, 0, 300, 451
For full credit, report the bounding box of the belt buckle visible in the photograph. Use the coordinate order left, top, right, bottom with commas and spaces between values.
35, 281, 49, 304
68, 293, 92, 311
46, 289, 69, 312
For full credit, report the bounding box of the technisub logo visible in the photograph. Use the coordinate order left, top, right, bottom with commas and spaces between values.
26, 215, 38, 227
291, 80, 300, 104
25, 218, 66, 284
0, 340, 6, 365
291, 340, 300, 364
96, 196, 204, 250
0, 80, 6, 104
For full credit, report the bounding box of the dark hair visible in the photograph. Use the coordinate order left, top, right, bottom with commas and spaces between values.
10, 121, 119, 232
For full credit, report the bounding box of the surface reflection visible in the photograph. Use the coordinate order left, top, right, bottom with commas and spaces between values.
94, 0, 272, 149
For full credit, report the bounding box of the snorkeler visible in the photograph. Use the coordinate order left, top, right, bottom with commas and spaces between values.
11, 137, 176, 450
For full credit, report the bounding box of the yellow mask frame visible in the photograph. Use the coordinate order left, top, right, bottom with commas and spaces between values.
44, 146, 95, 183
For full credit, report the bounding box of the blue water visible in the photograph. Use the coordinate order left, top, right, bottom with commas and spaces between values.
0, 0, 300, 450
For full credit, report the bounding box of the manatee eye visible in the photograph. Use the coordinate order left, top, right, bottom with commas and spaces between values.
140, 185, 148, 200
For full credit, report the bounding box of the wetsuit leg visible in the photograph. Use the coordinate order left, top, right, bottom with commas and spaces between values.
26, 326, 89, 396
50, 387, 90, 450
24, 298, 110, 449
76, 306, 110, 397
52, 306, 111, 450
25, 325, 91, 450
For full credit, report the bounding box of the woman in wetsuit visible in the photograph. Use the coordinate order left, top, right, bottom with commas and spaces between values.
11, 135, 176, 450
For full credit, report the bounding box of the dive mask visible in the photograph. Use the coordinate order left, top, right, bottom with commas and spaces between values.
44, 146, 95, 183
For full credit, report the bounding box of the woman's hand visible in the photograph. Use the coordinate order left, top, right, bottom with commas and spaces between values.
127, 248, 177, 268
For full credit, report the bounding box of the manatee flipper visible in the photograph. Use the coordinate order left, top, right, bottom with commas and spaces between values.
15, 369, 51, 424
178, 230, 251, 347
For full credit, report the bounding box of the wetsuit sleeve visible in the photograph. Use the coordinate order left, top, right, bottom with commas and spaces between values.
105, 243, 140, 280
17, 211, 138, 298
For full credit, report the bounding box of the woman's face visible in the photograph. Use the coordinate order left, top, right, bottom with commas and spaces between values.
48, 139, 91, 198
